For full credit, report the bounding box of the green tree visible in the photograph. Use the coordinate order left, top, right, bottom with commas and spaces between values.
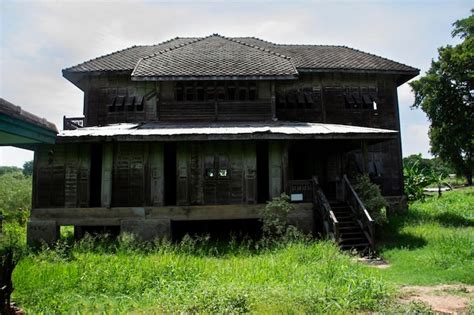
409, 11, 474, 185
22, 160, 33, 177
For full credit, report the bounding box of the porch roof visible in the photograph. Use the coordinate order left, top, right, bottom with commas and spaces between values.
58, 121, 397, 142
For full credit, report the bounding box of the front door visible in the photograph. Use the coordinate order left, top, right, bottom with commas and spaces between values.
203, 154, 231, 204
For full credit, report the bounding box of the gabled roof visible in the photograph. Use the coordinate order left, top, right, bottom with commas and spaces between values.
131, 35, 298, 80
63, 34, 419, 81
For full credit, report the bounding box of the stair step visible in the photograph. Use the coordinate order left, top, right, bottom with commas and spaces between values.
341, 232, 365, 237
340, 238, 367, 244
340, 243, 370, 249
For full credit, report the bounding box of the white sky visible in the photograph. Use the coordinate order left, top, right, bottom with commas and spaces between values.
0, 0, 471, 167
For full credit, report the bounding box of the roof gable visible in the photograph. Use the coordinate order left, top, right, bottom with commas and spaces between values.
131, 35, 298, 80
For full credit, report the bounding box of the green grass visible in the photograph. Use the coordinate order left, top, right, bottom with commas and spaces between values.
3, 182, 473, 312
12, 236, 391, 313
378, 187, 474, 285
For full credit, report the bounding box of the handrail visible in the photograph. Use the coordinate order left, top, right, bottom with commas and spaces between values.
343, 175, 374, 222
312, 176, 340, 242
342, 174, 375, 250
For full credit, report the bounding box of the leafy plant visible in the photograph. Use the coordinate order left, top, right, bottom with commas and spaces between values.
352, 174, 389, 225
260, 193, 295, 238
403, 161, 433, 201
0, 223, 26, 314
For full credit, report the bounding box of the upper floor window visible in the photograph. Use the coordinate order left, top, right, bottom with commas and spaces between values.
175, 81, 258, 102
107, 96, 144, 112
344, 87, 378, 110
276, 88, 320, 110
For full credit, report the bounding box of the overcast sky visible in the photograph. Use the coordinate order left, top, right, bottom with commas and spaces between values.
0, 0, 471, 167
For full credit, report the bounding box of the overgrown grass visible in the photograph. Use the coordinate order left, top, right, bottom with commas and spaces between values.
0, 171, 31, 223
11, 233, 392, 313
378, 187, 474, 285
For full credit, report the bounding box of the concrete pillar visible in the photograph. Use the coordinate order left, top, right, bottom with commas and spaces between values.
27, 220, 59, 247
120, 219, 171, 241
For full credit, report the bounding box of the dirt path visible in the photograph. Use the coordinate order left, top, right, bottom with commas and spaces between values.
399, 285, 474, 314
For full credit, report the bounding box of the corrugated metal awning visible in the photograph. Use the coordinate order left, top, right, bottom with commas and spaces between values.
58, 121, 397, 143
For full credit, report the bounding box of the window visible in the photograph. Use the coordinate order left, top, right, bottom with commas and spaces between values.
218, 169, 228, 177
206, 168, 215, 178
174, 81, 258, 102
343, 87, 379, 111
204, 155, 230, 179
276, 88, 319, 109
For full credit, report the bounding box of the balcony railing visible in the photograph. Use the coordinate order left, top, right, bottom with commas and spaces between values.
63, 116, 85, 130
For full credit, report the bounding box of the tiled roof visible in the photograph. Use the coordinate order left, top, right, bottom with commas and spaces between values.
131, 35, 298, 80
235, 37, 417, 73
63, 37, 197, 72
63, 34, 418, 77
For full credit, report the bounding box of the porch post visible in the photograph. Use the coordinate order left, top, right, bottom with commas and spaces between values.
101, 143, 113, 207
361, 140, 369, 174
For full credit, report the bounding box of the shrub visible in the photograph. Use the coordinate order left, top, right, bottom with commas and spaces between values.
260, 193, 295, 238
403, 161, 433, 201
353, 174, 388, 225
0, 223, 26, 313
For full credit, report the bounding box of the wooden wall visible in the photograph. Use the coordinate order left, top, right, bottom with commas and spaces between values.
35, 144, 90, 208
275, 73, 404, 196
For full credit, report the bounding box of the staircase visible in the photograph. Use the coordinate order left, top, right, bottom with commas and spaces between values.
330, 201, 371, 251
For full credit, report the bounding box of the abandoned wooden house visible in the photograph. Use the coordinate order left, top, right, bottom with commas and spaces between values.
27, 34, 418, 249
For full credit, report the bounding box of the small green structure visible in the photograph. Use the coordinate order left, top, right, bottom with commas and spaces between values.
0, 98, 58, 147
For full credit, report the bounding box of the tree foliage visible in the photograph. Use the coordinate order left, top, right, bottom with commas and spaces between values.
352, 174, 388, 225
22, 160, 33, 177
409, 10, 474, 185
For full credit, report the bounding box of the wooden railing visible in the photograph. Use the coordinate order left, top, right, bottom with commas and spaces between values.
342, 174, 375, 250
312, 176, 340, 242
63, 116, 85, 130
288, 179, 313, 202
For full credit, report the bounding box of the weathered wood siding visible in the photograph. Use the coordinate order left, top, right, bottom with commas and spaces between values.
176, 141, 257, 206
35, 144, 90, 208
275, 73, 403, 196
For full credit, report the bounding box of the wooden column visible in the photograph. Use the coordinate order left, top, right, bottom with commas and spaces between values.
176, 143, 189, 206
361, 140, 369, 174
149, 143, 164, 206
270, 81, 276, 120
268, 140, 284, 199
101, 143, 113, 208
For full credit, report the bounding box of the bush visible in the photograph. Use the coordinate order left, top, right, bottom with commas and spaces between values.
0, 223, 26, 313
260, 193, 294, 238
403, 161, 433, 201
352, 174, 388, 225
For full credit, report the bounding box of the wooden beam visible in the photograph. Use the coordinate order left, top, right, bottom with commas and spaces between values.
101, 143, 113, 207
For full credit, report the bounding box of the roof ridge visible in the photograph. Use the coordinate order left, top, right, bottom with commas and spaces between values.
140, 36, 208, 61
131, 36, 210, 77
219, 34, 292, 61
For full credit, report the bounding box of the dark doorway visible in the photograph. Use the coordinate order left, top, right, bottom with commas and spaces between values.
164, 142, 177, 206
256, 141, 269, 203
90, 143, 102, 207
171, 219, 262, 242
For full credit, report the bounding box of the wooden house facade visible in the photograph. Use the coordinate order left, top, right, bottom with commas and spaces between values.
27, 35, 418, 248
